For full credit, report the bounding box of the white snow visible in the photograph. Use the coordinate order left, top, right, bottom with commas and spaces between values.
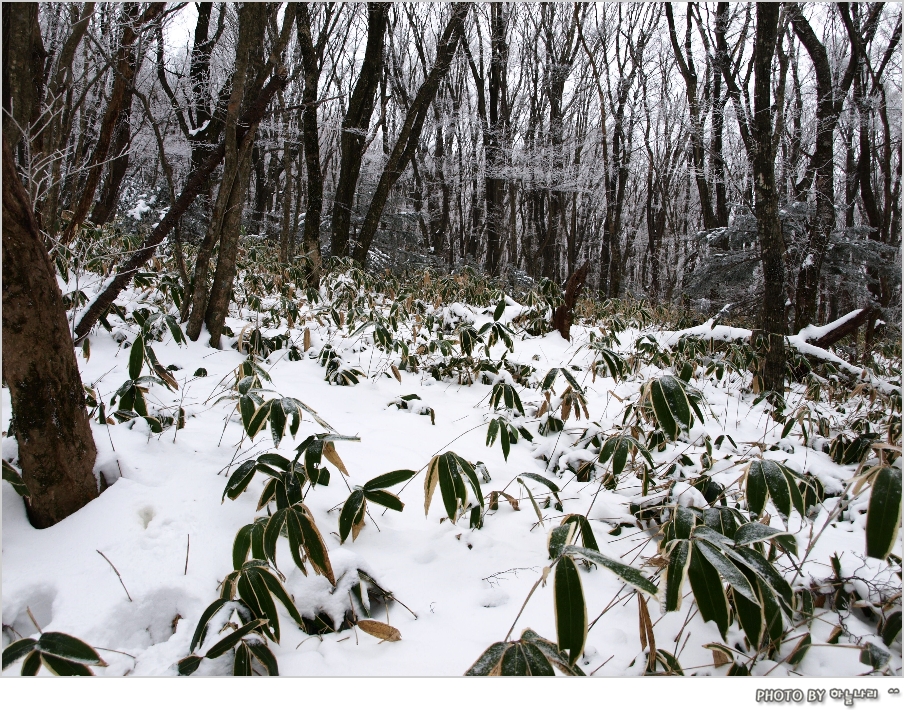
2, 276, 900, 678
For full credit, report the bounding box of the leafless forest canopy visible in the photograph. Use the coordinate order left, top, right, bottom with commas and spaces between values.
4, 2, 902, 327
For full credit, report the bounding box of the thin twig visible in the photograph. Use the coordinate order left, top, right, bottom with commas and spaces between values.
184, 534, 190, 575
96, 550, 132, 602
26, 607, 43, 634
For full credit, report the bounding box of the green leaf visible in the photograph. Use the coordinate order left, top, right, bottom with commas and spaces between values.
263, 509, 287, 566
881, 610, 901, 647
563, 514, 600, 553
364, 469, 416, 490
554, 556, 587, 665
177, 654, 203, 676
762, 460, 794, 518
672, 506, 697, 540
664, 539, 692, 612
205, 619, 264, 659
693, 539, 760, 604
733, 570, 764, 649
520, 629, 586, 676
257, 567, 305, 628
246, 401, 272, 440
240, 571, 280, 643
688, 544, 729, 639
340, 490, 366, 543
493, 299, 506, 321
363, 488, 404, 511
734, 522, 798, 557
521, 642, 556, 676
128, 334, 145, 380
650, 375, 691, 440
859, 642, 891, 670
239, 395, 256, 432
759, 578, 785, 644
2, 638, 37, 669
542, 368, 559, 391
223, 460, 258, 501
36, 632, 104, 665
2, 460, 29, 497
518, 471, 560, 493
559, 367, 584, 395
233, 641, 252, 676
40, 654, 93, 676
438, 454, 462, 521
548, 522, 576, 559
499, 644, 530, 675
269, 400, 287, 448
258, 453, 291, 471
865, 466, 902, 560
724, 546, 794, 612
164, 314, 186, 345
745, 460, 769, 516
786, 632, 811, 666
465, 642, 508, 676
563, 545, 659, 596
247, 641, 278, 676
190, 599, 231, 653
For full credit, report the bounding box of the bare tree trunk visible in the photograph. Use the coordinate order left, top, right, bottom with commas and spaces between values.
788, 3, 861, 331
353, 3, 470, 265
296, 3, 328, 284
330, 3, 388, 259
2, 2, 47, 155
61, 2, 166, 243
74, 68, 290, 343
3, 137, 98, 528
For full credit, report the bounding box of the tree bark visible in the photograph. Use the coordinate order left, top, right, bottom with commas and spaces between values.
296, 4, 326, 284
552, 261, 589, 341
3, 137, 99, 528
353, 3, 470, 265
61, 2, 166, 243
788, 3, 860, 331
330, 3, 388, 259
2, 2, 47, 155
74, 67, 289, 344
749, 4, 786, 394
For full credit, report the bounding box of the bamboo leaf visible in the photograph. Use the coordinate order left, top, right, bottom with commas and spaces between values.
340, 489, 366, 544
364, 469, 416, 490
865, 466, 902, 560
128, 335, 145, 380
563, 545, 659, 596
554, 555, 587, 665
363, 488, 404, 511
663, 540, 692, 612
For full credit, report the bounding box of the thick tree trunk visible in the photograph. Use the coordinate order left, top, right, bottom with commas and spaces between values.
749, 5, 786, 394
2, 138, 99, 528
2, 2, 47, 155
330, 4, 388, 259
353, 3, 470, 265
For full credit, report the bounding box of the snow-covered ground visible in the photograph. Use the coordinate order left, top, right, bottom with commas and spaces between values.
2, 276, 900, 677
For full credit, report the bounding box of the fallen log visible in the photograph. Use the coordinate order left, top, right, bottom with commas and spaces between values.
73, 67, 289, 344
798, 307, 875, 349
